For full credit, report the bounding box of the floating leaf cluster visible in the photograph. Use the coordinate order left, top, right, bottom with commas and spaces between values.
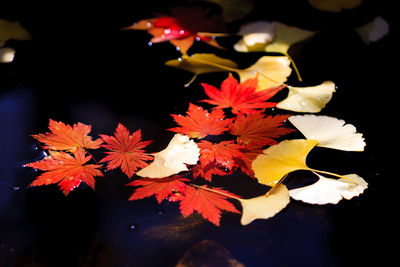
24, 1, 375, 226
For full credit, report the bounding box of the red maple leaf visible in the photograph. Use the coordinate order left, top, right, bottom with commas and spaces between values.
201, 74, 284, 114
127, 175, 189, 203
193, 140, 245, 181
24, 149, 103, 195
169, 103, 233, 139
179, 185, 240, 226
32, 119, 103, 152
123, 6, 226, 54
230, 112, 295, 145
99, 124, 153, 178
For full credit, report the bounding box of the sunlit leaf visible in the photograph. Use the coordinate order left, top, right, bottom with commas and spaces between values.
136, 134, 200, 178
200, 73, 284, 114
289, 173, 368, 204
276, 81, 335, 113
238, 184, 290, 225
24, 149, 103, 195
355, 16, 389, 44
308, 0, 362, 12
169, 103, 233, 138
288, 115, 366, 151
32, 119, 103, 152
252, 139, 318, 186
237, 56, 292, 91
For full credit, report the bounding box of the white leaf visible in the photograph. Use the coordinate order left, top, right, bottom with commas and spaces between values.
288, 114, 366, 151
289, 173, 368, 205
136, 134, 200, 178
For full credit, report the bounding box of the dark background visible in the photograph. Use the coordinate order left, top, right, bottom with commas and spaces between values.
1, 0, 396, 266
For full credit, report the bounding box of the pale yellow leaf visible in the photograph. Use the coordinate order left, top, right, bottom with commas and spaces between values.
239, 184, 290, 225
289, 173, 368, 204
276, 81, 335, 113
136, 134, 200, 178
252, 139, 318, 186
288, 115, 366, 151
238, 56, 292, 91
264, 22, 316, 55
0, 19, 31, 44
0, 47, 15, 63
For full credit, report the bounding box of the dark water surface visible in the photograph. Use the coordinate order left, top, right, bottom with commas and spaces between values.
1, 1, 396, 266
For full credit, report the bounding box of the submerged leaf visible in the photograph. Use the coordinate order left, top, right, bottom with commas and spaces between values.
239, 184, 290, 225
276, 81, 335, 113
0, 19, 31, 44
136, 134, 200, 178
355, 16, 389, 44
288, 115, 366, 151
289, 173, 368, 204
252, 139, 318, 186
308, 0, 362, 12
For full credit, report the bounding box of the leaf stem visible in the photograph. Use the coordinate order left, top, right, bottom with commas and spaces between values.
309, 169, 357, 184
189, 184, 241, 200
184, 74, 199, 87
285, 53, 302, 82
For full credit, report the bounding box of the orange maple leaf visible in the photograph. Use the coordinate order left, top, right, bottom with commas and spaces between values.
169, 103, 233, 138
201, 74, 284, 114
99, 124, 153, 178
25, 149, 103, 195
230, 112, 295, 145
32, 119, 103, 152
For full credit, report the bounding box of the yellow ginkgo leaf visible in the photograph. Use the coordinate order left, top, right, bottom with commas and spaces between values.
289, 173, 368, 205
308, 0, 362, 12
237, 56, 292, 91
165, 53, 291, 90
234, 21, 275, 52
136, 134, 200, 178
264, 22, 316, 55
276, 81, 335, 113
165, 53, 238, 86
252, 139, 318, 186
239, 184, 290, 225
0, 19, 32, 45
288, 115, 366, 151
